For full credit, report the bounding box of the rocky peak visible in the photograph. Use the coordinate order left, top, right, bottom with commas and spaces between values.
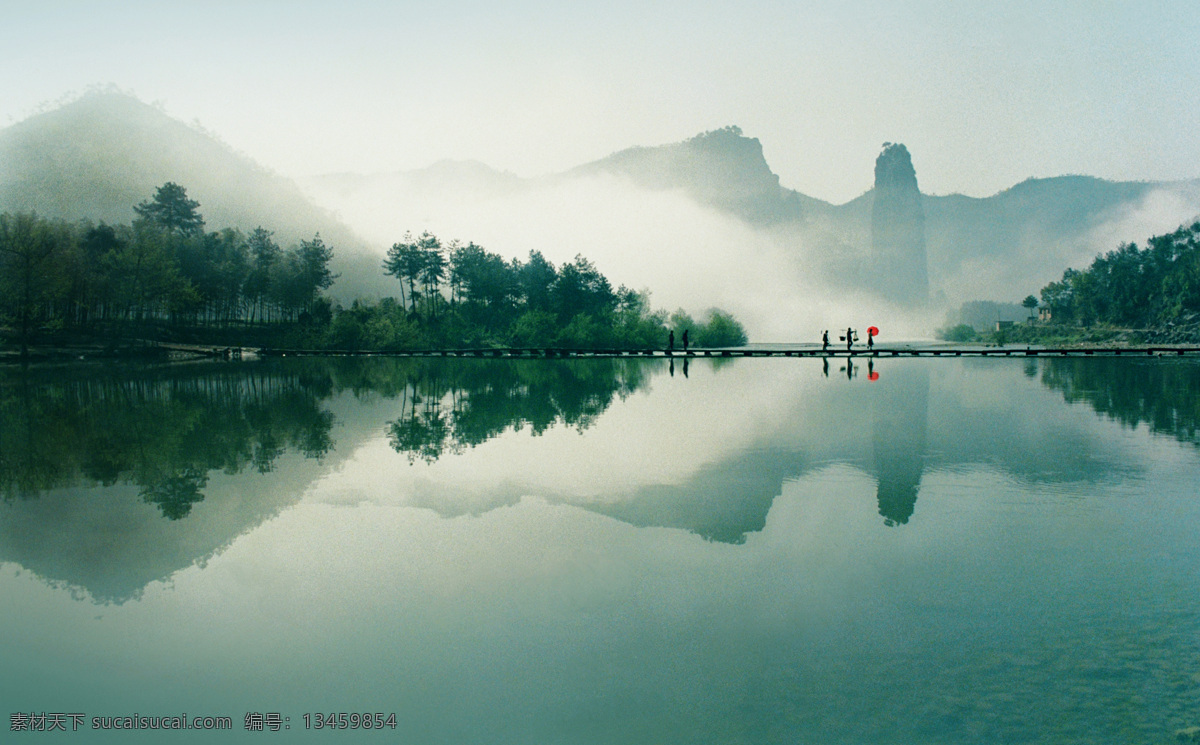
874, 142, 919, 192
870, 142, 928, 305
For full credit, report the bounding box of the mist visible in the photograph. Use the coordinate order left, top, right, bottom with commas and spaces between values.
304, 170, 933, 342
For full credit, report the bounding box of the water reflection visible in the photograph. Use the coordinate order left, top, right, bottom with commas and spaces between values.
4, 355, 1199, 744
2, 355, 1198, 603
871, 364, 927, 526
385, 358, 653, 463
0, 362, 336, 513
1040, 356, 1200, 446
0, 358, 654, 505
0, 358, 660, 602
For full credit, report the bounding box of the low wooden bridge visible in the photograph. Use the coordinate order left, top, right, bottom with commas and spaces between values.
254, 345, 1200, 359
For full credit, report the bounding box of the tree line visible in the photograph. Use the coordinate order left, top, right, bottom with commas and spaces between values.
939, 219, 1200, 343
362, 230, 746, 350
1038, 219, 1200, 328
0, 183, 747, 352
0, 182, 335, 352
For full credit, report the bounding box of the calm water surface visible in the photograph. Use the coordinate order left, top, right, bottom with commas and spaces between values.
2, 356, 1198, 743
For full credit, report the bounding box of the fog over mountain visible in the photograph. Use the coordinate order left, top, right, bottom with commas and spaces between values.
306, 125, 1200, 338
0, 91, 394, 302
3, 92, 1198, 340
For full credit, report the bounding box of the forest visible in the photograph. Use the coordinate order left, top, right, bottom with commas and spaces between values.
0, 183, 747, 354
1038, 219, 1200, 328
940, 219, 1200, 343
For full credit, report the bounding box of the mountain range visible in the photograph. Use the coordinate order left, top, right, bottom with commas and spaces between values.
3, 92, 1198, 334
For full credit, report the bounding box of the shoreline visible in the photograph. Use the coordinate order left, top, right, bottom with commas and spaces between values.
4, 341, 1199, 366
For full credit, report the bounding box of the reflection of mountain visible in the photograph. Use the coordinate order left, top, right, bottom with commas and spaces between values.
1039, 357, 1200, 446
576, 358, 1172, 542
871, 364, 929, 526
593, 364, 933, 539
0, 361, 344, 602
590, 449, 813, 544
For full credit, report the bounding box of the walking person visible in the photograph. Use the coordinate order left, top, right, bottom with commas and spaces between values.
846, 327, 854, 352
668, 329, 674, 353
822, 330, 829, 351
682, 329, 689, 353
867, 328, 874, 351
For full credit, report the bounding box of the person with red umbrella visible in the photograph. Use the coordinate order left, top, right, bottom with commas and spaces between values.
867, 325, 879, 350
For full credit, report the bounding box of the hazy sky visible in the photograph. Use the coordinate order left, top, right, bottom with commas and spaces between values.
4, 1, 1198, 203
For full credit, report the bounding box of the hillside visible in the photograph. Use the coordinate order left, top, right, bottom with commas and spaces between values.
0, 91, 393, 301
566, 125, 824, 226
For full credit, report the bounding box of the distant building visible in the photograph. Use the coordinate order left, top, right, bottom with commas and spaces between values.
1038, 306, 1052, 322
995, 320, 1015, 332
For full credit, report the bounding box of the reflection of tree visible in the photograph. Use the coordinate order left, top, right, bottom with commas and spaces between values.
1040, 358, 1200, 446
0, 362, 337, 513
388, 392, 456, 464
0, 357, 658, 508
140, 467, 209, 520
385, 358, 655, 463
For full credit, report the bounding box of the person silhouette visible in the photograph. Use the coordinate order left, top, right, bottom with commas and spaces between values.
846, 327, 854, 352
822, 330, 829, 351
682, 329, 689, 353
867, 328, 874, 351
668, 330, 674, 353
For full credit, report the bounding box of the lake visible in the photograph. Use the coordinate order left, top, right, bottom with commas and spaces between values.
2, 355, 1198, 743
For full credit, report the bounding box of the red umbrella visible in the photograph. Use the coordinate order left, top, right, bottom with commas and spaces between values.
867, 326, 880, 336
868, 371, 880, 381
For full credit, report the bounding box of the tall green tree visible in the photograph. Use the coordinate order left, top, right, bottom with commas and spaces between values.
1022, 294, 1038, 320
297, 233, 336, 313
133, 182, 205, 237
552, 255, 615, 320
519, 250, 557, 312
416, 231, 445, 321
383, 233, 424, 312
104, 220, 185, 331
244, 227, 281, 323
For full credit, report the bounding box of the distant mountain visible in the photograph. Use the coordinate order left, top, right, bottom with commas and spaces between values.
8, 92, 1196, 319
306, 125, 1200, 313
0, 91, 393, 301
565, 125, 820, 226
576, 131, 1200, 304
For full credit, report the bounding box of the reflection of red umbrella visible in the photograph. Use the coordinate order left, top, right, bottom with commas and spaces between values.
868, 371, 880, 381
867, 326, 880, 336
